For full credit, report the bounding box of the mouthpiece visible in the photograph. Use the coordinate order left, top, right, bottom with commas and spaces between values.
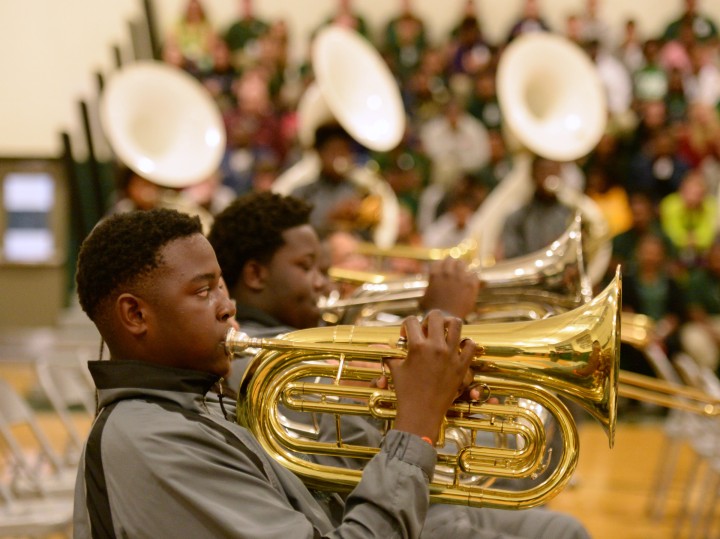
224, 327, 265, 355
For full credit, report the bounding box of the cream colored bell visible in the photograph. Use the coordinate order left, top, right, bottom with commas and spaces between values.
100, 60, 226, 189
497, 32, 607, 162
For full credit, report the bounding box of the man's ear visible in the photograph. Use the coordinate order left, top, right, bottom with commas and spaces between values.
116, 293, 149, 336
241, 260, 269, 292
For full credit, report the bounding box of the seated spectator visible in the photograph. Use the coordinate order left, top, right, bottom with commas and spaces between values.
164, 0, 218, 78
448, 15, 492, 77
659, 169, 717, 268
622, 234, 687, 373
371, 130, 432, 219
256, 20, 291, 106
200, 39, 238, 114
627, 127, 691, 202
627, 99, 669, 156
578, 0, 612, 50
466, 66, 503, 131
665, 67, 690, 123
505, 0, 551, 44
500, 156, 574, 259
319, 0, 370, 39
660, 16, 695, 74
383, 0, 428, 84
583, 38, 634, 120
564, 13, 584, 46
584, 166, 633, 238
222, 66, 288, 193
611, 191, 678, 277
582, 132, 632, 187
676, 101, 720, 170
422, 175, 486, 248
633, 39, 668, 104
472, 129, 512, 193
684, 42, 720, 108
661, 0, 718, 44
404, 47, 452, 124
681, 239, 720, 372
616, 19, 645, 74
419, 98, 490, 187
223, 0, 270, 70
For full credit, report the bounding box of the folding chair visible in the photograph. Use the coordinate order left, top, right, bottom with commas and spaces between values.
670, 358, 720, 538
0, 481, 73, 538
34, 352, 96, 465
646, 353, 707, 521
0, 378, 77, 498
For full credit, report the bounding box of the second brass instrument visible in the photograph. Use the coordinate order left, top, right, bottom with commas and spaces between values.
321, 215, 592, 325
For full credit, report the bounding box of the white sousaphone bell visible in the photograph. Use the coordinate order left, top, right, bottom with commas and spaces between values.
467, 33, 612, 285
99, 60, 226, 228
272, 26, 403, 249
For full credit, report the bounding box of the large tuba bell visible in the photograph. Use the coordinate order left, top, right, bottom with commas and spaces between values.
273, 26, 402, 248
99, 60, 225, 229
225, 271, 620, 509
467, 33, 611, 284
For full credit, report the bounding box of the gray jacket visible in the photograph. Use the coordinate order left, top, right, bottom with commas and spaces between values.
73, 360, 436, 539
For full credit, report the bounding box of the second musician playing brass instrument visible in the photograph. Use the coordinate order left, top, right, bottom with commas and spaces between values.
209, 191, 594, 538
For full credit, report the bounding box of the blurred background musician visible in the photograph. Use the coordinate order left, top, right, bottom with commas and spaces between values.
499, 156, 574, 260
288, 124, 373, 239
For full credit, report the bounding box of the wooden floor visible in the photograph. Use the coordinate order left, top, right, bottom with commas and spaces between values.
2, 361, 718, 539
547, 418, 715, 539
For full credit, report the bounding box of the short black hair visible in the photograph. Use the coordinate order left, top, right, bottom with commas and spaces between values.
76, 209, 202, 321
208, 192, 312, 290
313, 123, 353, 152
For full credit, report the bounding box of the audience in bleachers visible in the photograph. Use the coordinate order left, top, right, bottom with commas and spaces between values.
155, 0, 720, 376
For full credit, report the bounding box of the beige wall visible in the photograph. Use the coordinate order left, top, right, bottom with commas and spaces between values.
1, 0, 719, 156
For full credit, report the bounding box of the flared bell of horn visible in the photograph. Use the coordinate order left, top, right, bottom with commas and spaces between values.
497, 33, 607, 162
100, 60, 226, 188
310, 26, 405, 152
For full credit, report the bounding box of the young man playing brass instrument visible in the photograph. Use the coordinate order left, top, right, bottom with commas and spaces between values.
73, 207, 477, 538
208, 191, 590, 539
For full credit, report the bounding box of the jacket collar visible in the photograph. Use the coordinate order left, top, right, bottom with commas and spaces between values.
234, 303, 285, 328
89, 360, 221, 410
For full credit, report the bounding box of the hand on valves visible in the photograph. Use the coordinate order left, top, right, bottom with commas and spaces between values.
383, 310, 477, 445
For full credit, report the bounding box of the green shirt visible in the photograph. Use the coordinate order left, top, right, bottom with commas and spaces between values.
686, 268, 720, 314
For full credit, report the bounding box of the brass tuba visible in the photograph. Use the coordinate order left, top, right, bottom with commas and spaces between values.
467, 33, 611, 285
273, 26, 403, 248
225, 272, 620, 509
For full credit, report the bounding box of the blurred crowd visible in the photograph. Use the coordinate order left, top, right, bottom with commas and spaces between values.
119, 0, 720, 376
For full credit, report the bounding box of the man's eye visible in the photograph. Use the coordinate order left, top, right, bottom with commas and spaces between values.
197, 288, 210, 298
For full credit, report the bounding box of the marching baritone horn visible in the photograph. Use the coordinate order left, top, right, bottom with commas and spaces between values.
224, 271, 621, 509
